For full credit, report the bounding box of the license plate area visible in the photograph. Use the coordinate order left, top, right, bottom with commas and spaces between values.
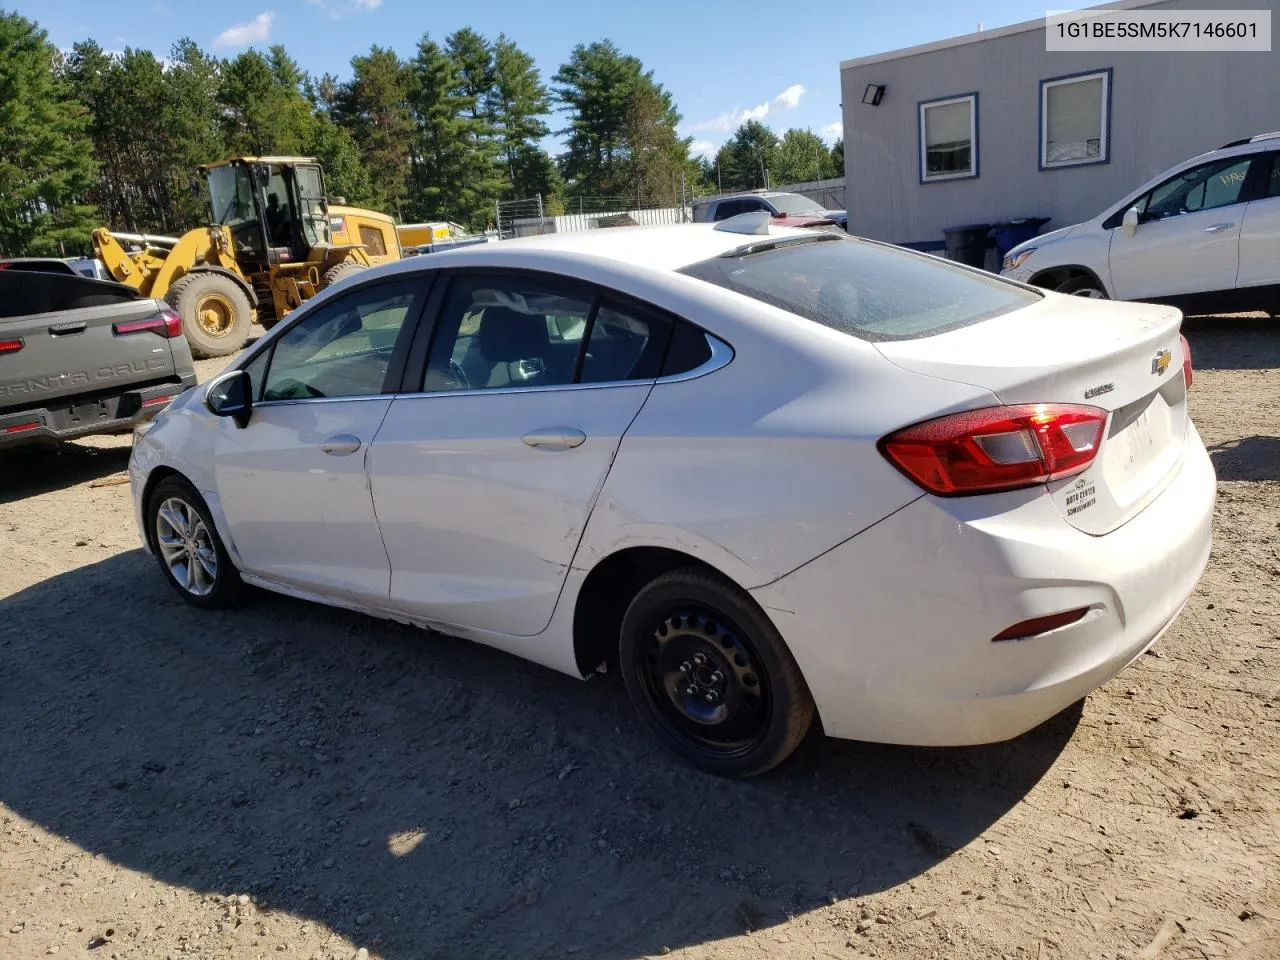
1101, 376, 1186, 507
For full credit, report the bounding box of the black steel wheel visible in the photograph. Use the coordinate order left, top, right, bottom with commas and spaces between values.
620, 567, 814, 778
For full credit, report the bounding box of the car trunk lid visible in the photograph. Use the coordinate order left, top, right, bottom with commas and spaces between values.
875, 294, 1189, 534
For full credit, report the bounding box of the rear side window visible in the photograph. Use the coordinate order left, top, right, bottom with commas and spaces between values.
679, 236, 1041, 342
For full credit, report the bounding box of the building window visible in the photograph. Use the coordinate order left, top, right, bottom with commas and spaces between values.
1040, 69, 1111, 169
918, 93, 978, 182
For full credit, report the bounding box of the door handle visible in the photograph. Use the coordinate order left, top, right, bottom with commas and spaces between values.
522, 427, 586, 450
1203, 222, 1234, 233
319, 434, 362, 456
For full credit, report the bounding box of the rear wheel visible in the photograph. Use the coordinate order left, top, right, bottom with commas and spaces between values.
1056, 275, 1109, 299
147, 476, 244, 609
166, 272, 253, 358
619, 567, 815, 778
321, 258, 368, 290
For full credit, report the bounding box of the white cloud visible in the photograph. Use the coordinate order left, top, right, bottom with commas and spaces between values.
685, 83, 808, 135
212, 11, 273, 50
821, 121, 843, 142
306, 0, 381, 19
690, 139, 716, 159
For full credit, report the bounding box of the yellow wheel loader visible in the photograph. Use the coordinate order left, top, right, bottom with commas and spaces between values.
92, 157, 401, 358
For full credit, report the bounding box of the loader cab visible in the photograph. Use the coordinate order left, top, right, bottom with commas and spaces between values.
204, 158, 331, 268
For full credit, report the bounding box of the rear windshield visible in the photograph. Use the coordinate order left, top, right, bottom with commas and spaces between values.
678, 236, 1041, 341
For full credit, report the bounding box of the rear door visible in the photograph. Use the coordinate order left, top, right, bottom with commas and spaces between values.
368, 271, 673, 637
1237, 151, 1280, 291
1108, 154, 1257, 300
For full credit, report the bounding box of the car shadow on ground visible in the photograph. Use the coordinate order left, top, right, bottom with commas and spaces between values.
1181, 313, 1279, 371
1207, 435, 1280, 482
0, 551, 1081, 960
0, 441, 131, 503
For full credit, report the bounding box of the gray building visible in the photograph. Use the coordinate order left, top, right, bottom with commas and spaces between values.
839, 0, 1280, 248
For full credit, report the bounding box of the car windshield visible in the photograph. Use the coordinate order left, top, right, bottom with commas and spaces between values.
768, 193, 826, 215
679, 236, 1041, 341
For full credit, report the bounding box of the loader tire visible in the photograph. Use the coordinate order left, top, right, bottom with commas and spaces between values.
166, 272, 252, 359
321, 259, 368, 290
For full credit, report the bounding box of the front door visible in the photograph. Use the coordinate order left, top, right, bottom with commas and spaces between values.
368, 271, 674, 637
1109, 154, 1256, 301
215, 275, 426, 602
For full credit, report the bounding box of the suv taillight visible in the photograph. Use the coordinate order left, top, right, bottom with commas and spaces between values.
113, 307, 183, 339
879, 403, 1108, 496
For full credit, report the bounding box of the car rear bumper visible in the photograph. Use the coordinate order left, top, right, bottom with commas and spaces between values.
751, 421, 1215, 746
0, 378, 195, 450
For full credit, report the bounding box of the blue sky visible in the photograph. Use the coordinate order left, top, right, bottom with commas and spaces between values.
19, 0, 1061, 156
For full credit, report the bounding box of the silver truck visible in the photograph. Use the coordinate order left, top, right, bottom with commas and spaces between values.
0, 262, 197, 450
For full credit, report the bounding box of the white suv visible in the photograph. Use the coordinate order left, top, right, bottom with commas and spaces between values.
1001, 132, 1280, 314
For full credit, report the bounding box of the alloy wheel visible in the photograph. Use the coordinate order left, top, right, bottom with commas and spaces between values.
155, 496, 218, 597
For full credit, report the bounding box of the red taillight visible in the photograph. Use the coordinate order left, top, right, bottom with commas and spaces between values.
0, 337, 23, 354
114, 307, 183, 338
879, 403, 1108, 496
142, 394, 175, 407
1180, 333, 1192, 389
3, 422, 39, 434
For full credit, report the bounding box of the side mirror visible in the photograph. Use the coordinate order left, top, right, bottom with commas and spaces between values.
1122, 206, 1140, 236
250, 163, 272, 188
205, 369, 253, 428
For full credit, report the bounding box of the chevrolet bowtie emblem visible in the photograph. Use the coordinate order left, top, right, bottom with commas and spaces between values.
1151, 349, 1171, 376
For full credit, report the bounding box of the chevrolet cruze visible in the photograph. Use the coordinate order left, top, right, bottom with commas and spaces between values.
130, 214, 1215, 777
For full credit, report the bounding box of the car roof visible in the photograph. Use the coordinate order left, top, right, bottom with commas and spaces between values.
389, 222, 816, 275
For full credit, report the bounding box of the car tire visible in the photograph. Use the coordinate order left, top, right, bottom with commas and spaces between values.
619, 567, 815, 778
1056, 275, 1109, 299
147, 475, 245, 609
165, 272, 253, 358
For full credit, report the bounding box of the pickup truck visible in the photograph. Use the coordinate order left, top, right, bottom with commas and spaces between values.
0, 265, 198, 450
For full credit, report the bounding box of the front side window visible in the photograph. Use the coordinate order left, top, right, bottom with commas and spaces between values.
919, 94, 977, 181
261, 279, 420, 401
1040, 71, 1110, 168
1137, 156, 1255, 222
206, 164, 264, 260
679, 235, 1039, 342
714, 199, 745, 221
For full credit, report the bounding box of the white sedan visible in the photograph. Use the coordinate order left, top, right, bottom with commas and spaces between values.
129, 214, 1215, 777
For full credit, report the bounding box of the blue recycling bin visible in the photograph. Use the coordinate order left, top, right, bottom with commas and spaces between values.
991, 217, 1051, 257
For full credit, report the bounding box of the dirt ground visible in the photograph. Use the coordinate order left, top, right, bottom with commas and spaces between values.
1, 315, 1277, 960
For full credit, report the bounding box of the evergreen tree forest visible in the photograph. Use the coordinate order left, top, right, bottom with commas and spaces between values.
0, 10, 843, 256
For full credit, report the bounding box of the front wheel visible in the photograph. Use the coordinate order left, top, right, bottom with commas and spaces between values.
147, 476, 245, 609
1056, 275, 1109, 299
165, 272, 253, 358
619, 567, 815, 778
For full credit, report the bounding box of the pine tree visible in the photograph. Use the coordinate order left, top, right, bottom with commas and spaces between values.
0, 13, 97, 255
717, 120, 779, 191
407, 35, 473, 223
553, 40, 688, 199
491, 34, 558, 200
336, 46, 414, 219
